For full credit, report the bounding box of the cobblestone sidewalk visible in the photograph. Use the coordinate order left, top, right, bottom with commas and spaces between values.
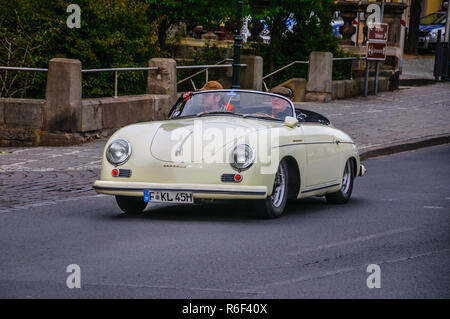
1, 82, 449, 211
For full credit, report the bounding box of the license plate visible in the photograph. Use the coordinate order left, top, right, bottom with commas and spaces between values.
143, 190, 193, 203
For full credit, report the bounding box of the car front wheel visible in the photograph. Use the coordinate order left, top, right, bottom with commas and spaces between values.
115, 195, 148, 214
255, 160, 288, 219
325, 159, 354, 204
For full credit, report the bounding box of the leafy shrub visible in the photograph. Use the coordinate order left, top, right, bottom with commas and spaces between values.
0, 0, 159, 98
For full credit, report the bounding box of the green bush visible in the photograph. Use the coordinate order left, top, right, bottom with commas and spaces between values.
0, 0, 159, 98
176, 42, 229, 93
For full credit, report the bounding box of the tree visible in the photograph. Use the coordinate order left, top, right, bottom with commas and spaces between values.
0, 0, 159, 98
249, 0, 338, 86
146, 0, 231, 52
405, 0, 421, 54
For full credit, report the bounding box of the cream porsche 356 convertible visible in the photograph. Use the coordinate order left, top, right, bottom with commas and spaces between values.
93, 89, 366, 218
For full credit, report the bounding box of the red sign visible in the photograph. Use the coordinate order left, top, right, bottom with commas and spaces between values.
366, 41, 387, 60
368, 23, 389, 42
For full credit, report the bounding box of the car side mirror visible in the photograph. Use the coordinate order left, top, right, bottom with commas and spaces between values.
284, 116, 298, 128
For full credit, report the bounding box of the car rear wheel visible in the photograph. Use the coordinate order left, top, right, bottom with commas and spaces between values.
325, 159, 354, 204
115, 195, 148, 214
255, 160, 288, 219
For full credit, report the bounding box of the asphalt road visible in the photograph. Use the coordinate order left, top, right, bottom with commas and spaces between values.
1, 144, 449, 299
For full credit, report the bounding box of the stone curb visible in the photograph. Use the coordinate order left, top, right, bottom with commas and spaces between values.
360, 133, 450, 161
399, 79, 437, 86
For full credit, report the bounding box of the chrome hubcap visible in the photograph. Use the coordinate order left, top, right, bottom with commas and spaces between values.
271, 164, 286, 207
341, 161, 351, 194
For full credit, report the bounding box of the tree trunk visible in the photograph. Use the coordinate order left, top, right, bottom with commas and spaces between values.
267, 17, 283, 88
158, 18, 168, 52
268, 33, 276, 88
405, 0, 421, 54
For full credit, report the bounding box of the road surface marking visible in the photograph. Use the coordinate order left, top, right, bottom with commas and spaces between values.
0, 167, 100, 172
86, 282, 264, 295
424, 206, 444, 209
0, 279, 264, 295
0, 195, 107, 215
248, 248, 450, 293
288, 227, 416, 256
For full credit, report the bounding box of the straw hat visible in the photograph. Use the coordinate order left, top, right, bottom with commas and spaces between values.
199, 81, 223, 91
270, 86, 294, 99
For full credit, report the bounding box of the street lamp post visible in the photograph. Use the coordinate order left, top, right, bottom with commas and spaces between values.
231, 0, 244, 89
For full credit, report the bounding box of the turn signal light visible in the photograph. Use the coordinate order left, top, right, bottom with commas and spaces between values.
234, 174, 242, 182
112, 169, 119, 177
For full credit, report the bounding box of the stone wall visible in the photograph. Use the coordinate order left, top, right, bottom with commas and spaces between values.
1, 58, 173, 146
0, 95, 169, 146
332, 77, 390, 100
0, 99, 45, 146
82, 95, 169, 132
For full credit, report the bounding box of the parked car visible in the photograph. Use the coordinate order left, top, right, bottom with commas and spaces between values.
93, 90, 365, 219
418, 11, 447, 51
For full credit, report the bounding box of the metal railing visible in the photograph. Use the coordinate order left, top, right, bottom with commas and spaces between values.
0, 66, 48, 72
262, 57, 367, 91
262, 61, 309, 91
1, 61, 249, 99
176, 59, 247, 91
0, 66, 159, 98
333, 57, 367, 83
81, 66, 158, 98
0, 66, 48, 98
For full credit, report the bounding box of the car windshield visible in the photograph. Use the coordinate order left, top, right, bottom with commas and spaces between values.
171, 90, 295, 121
420, 13, 446, 25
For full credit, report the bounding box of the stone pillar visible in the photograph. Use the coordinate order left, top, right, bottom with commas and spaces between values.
147, 58, 177, 105
383, 3, 406, 47
239, 55, 263, 91
43, 58, 82, 131
305, 52, 333, 103
381, 2, 408, 74
337, 1, 358, 46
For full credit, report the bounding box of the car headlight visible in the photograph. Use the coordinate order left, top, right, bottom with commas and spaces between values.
230, 144, 255, 171
106, 139, 132, 165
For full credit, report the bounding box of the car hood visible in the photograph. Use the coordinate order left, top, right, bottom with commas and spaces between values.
149, 116, 283, 162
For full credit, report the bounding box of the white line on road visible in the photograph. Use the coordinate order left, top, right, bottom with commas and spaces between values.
86, 281, 265, 295
0, 167, 100, 172
0, 278, 264, 296
288, 227, 416, 256
0, 194, 107, 215
424, 206, 444, 209
248, 248, 450, 293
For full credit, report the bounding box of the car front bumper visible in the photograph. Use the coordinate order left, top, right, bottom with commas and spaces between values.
93, 180, 268, 199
